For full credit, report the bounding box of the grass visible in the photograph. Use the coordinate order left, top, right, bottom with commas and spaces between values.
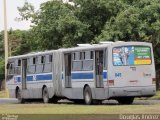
0, 91, 160, 120
0, 104, 160, 120
0, 103, 160, 114
137, 91, 160, 100
149, 90, 160, 100
0, 90, 159, 119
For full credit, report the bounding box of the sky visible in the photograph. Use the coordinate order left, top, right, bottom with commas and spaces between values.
0, 0, 49, 31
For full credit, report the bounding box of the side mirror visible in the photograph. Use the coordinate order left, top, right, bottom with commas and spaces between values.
6, 63, 10, 69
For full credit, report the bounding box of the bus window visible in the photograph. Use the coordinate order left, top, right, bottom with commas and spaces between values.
44, 55, 52, 73
73, 52, 80, 60
41, 56, 45, 64
33, 57, 36, 65
84, 51, 90, 60
82, 51, 94, 71
90, 51, 93, 59
72, 52, 82, 71
18, 59, 21, 66
36, 56, 45, 73
72, 53, 76, 60
14, 59, 21, 75
8, 63, 15, 75
49, 55, 52, 63
7, 63, 15, 79
27, 57, 36, 74
104, 49, 107, 70
15, 66, 21, 75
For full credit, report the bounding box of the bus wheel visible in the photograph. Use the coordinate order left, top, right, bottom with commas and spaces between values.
84, 86, 92, 105
42, 87, 49, 103
16, 89, 25, 103
117, 97, 134, 105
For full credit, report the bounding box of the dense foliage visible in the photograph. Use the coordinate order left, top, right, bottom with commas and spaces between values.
0, 30, 31, 80
1, 0, 160, 81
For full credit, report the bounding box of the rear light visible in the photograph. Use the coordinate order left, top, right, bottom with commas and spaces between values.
152, 78, 156, 84
107, 80, 114, 86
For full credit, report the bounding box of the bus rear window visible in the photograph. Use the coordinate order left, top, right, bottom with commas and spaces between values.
113, 46, 152, 66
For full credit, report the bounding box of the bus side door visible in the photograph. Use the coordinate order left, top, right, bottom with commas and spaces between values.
22, 59, 27, 89
64, 53, 72, 88
95, 50, 104, 88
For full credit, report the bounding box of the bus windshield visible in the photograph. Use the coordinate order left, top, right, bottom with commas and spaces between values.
113, 46, 152, 66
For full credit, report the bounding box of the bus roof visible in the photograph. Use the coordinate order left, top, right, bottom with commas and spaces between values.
8, 41, 152, 59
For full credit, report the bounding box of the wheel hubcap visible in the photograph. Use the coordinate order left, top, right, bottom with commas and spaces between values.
43, 91, 48, 103
85, 92, 90, 103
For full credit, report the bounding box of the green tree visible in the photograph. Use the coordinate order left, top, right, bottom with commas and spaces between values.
8, 29, 31, 55
0, 32, 4, 55
18, 0, 127, 47
0, 32, 4, 81
17, 0, 160, 68
72, 0, 126, 43
97, 0, 160, 66
18, 0, 90, 50
98, 0, 160, 42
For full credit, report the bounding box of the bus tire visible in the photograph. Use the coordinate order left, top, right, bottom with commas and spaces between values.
84, 86, 92, 105
16, 89, 25, 104
117, 97, 134, 105
42, 87, 49, 103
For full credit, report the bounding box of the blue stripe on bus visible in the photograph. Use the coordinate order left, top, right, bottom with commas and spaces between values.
103, 71, 107, 79
36, 74, 52, 81
27, 76, 33, 81
71, 71, 107, 80
15, 74, 52, 82
71, 72, 93, 79
15, 77, 21, 82
15, 71, 107, 82
15, 76, 33, 82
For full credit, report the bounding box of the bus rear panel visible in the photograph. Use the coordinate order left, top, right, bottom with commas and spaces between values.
108, 43, 156, 98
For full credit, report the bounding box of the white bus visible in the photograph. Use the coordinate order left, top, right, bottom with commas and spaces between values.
6, 42, 156, 105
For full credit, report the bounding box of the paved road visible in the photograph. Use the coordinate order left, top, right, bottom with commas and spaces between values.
0, 98, 160, 105
0, 98, 18, 104
103, 99, 160, 105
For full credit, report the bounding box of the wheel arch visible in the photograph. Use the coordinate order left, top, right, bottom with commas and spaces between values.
83, 84, 95, 99
83, 84, 93, 105
83, 84, 89, 92
15, 86, 20, 98
42, 85, 47, 96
